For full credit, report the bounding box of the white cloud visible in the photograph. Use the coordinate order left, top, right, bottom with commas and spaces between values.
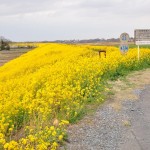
0, 0, 150, 41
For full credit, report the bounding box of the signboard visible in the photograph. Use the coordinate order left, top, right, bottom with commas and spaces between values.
134, 29, 150, 60
120, 33, 129, 43
120, 44, 129, 53
135, 29, 150, 45
120, 33, 129, 54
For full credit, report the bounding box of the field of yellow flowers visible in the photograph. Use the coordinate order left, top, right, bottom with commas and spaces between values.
0, 43, 150, 149
10, 42, 46, 49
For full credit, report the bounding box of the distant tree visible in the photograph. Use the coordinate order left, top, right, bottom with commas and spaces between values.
0, 36, 11, 50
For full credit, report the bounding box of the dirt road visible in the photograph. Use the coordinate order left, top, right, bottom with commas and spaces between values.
61, 69, 150, 150
0, 49, 31, 67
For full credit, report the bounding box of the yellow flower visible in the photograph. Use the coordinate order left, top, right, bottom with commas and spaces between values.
20, 138, 27, 145
28, 135, 35, 142
52, 131, 57, 136
61, 120, 69, 125
9, 128, 13, 132
0, 138, 6, 144
52, 142, 58, 147
50, 126, 55, 131
4, 143, 9, 149
58, 135, 63, 141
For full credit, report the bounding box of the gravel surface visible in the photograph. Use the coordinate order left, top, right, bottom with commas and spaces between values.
120, 85, 150, 150
61, 85, 150, 150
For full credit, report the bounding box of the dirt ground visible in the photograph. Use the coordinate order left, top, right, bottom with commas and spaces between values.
109, 69, 150, 111
0, 49, 31, 67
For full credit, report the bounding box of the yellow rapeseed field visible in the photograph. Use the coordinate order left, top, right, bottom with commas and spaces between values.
0, 43, 150, 149
10, 42, 46, 48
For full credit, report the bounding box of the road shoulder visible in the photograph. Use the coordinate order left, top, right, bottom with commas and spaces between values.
61, 68, 150, 150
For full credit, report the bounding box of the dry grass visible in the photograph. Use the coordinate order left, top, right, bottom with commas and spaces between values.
108, 68, 150, 111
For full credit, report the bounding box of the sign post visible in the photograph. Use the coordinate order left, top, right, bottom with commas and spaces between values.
134, 29, 150, 60
120, 33, 129, 54
138, 45, 140, 61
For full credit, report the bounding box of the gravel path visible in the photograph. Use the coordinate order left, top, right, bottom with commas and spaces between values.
120, 85, 150, 150
61, 84, 150, 150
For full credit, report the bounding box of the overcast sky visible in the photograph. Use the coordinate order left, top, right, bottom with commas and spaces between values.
0, 0, 150, 41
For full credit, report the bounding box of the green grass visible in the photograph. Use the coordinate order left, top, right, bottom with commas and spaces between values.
102, 57, 150, 81
116, 44, 150, 49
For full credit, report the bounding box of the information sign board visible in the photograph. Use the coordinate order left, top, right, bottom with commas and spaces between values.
135, 29, 150, 45
134, 29, 150, 60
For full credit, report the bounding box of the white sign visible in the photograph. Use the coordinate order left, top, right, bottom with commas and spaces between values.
134, 29, 150, 61
135, 29, 150, 41
135, 29, 150, 45
135, 41, 150, 45
120, 33, 129, 43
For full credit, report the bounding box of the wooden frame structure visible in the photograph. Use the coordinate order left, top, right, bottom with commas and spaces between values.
98, 50, 106, 58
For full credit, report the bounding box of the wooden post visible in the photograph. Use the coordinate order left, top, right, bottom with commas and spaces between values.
138, 45, 140, 61
98, 50, 106, 58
